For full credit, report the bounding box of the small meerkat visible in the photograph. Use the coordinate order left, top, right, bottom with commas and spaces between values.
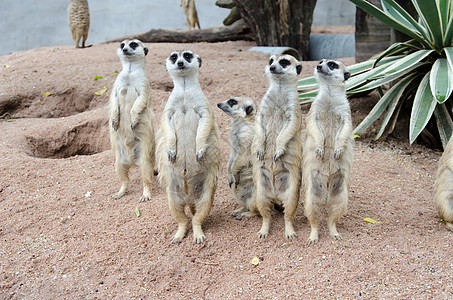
67, 0, 90, 48
109, 39, 155, 202
180, 0, 201, 30
435, 135, 453, 231
157, 50, 220, 244
217, 96, 257, 219
253, 54, 303, 239
303, 59, 353, 245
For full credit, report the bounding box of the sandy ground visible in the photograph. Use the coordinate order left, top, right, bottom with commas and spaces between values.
0, 41, 452, 299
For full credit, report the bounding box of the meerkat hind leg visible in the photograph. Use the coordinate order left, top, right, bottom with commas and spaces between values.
327, 175, 348, 240
111, 163, 131, 199
191, 173, 216, 244
168, 189, 190, 243
305, 190, 321, 245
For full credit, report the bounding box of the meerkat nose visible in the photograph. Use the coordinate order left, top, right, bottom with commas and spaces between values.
177, 61, 184, 67
270, 66, 276, 72
316, 65, 322, 70
123, 48, 128, 54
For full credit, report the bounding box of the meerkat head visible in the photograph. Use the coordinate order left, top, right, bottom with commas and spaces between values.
217, 96, 256, 120
314, 59, 350, 85
165, 50, 202, 77
265, 54, 302, 81
117, 39, 148, 62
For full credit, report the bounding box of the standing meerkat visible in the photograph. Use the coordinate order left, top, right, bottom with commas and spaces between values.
435, 135, 453, 231
109, 39, 155, 202
303, 59, 352, 245
253, 54, 303, 239
217, 96, 257, 219
67, 0, 90, 48
157, 50, 220, 244
180, 0, 201, 30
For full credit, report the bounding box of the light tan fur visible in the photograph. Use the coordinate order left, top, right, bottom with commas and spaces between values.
67, 0, 90, 48
109, 39, 155, 202
253, 54, 303, 239
180, 0, 201, 30
434, 135, 453, 231
303, 59, 353, 245
217, 96, 257, 219
157, 50, 220, 244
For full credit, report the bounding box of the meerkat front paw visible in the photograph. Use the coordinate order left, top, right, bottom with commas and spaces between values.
112, 119, 119, 131
274, 149, 284, 162
315, 148, 324, 159
256, 149, 265, 161
131, 119, 139, 131
334, 148, 343, 159
167, 149, 176, 164
196, 148, 206, 162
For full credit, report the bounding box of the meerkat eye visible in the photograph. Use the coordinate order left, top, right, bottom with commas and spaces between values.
183, 52, 194, 62
227, 99, 238, 106
120, 43, 125, 49
328, 61, 339, 70
279, 59, 291, 68
170, 53, 178, 63
129, 42, 138, 50
269, 58, 274, 65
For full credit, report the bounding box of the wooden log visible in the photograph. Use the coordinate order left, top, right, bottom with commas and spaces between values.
108, 19, 253, 44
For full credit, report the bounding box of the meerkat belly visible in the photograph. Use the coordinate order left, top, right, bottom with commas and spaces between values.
173, 107, 202, 172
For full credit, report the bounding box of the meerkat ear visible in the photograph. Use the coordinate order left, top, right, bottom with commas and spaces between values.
143, 47, 149, 56
344, 70, 351, 81
198, 56, 202, 68
245, 105, 254, 115
296, 64, 302, 75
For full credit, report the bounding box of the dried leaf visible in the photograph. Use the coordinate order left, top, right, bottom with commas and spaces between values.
363, 217, 381, 224
112, 72, 119, 75
95, 87, 108, 95
135, 206, 141, 218
251, 256, 260, 267
41, 91, 51, 97
4, 65, 10, 68
353, 134, 360, 139
94, 75, 103, 81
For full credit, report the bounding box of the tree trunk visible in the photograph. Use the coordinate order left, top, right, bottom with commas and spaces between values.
233, 0, 317, 61
355, 0, 391, 62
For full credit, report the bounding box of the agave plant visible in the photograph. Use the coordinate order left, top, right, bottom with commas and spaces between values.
298, 0, 453, 149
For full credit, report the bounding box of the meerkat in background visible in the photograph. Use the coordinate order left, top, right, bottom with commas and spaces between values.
109, 39, 155, 202
67, 0, 90, 48
157, 50, 220, 244
253, 54, 303, 239
435, 136, 453, 231
217, 96, 257, 219
180, 0, 201, 30
303, 59, 353, 245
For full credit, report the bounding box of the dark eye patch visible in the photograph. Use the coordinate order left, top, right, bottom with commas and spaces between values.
279, 59, 291, 68
170, 53, 178, 63
183, 52, 193, 63
328, 61, 339, 70
269, 58, 274, 65
120, 43, 125, 49
129, 42, 138, 50
227, 99, 238, 106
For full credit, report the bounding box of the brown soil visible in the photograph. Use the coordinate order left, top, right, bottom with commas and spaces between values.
0, 41, 451, 299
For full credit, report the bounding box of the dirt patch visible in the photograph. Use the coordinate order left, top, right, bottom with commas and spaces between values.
0, 41, 451, 299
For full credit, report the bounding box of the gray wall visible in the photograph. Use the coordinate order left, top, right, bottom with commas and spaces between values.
0, 0, 355, 57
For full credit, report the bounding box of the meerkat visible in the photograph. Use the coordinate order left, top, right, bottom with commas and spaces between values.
253, 54, 303, 239
67, 0, 90, 48
157, 50, 220, 244
303, 59, 353, 245
180, 0, 201, 30
109, 39, 155, 202
217, 96, 257, 219
435, 135, 453, 231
